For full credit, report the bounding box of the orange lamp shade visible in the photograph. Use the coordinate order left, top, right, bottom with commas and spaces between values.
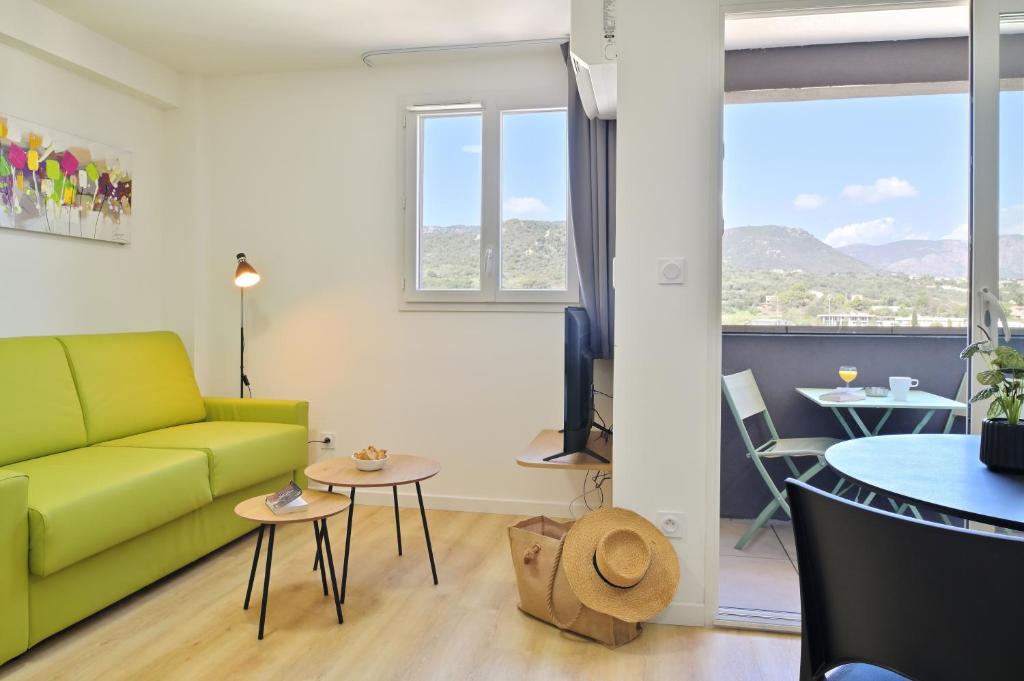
234, 253, 260, 288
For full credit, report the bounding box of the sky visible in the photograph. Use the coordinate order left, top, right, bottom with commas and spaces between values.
421, 110, 567, 227
723, 92, 1024, 246
418, 94, 1023, 243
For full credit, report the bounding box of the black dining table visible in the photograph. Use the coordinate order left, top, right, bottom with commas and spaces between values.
825, 434, 1024, 532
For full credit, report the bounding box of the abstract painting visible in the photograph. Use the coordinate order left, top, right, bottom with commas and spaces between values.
0, 114, 132, 244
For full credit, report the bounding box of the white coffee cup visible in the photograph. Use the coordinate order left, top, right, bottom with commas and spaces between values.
889, 376, 919, 401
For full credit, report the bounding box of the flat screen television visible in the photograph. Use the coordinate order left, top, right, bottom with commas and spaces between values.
543, 306, 610, 463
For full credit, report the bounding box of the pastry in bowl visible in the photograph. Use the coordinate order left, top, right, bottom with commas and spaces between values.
352, 445, 389, 471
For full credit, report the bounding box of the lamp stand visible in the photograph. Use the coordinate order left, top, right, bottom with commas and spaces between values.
240, 287, 249, 398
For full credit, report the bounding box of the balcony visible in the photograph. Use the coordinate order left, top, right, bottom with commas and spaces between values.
718, 329, 983, 623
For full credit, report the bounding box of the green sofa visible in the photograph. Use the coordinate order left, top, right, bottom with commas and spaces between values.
0, 331, 309, 665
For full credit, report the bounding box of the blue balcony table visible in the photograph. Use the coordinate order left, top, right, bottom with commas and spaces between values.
825, 434, 1024, 532
796, 387, 966, 439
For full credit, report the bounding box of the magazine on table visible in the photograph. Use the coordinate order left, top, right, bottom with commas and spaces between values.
265, 481, 308, 514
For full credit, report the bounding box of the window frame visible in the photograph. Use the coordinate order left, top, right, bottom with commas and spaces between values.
402, 95, 579, 308
722, 82, 971, 334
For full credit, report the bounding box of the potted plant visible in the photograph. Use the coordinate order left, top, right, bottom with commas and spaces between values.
961, 327, 1024, 472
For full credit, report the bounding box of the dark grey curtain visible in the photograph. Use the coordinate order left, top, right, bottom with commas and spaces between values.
562, 43, 616, 359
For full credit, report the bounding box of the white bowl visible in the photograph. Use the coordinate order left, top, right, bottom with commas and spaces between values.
352, 453, 388, 471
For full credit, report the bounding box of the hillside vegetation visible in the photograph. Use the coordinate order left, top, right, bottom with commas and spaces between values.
723, 225, 1024, 326
723, 225, 872, 274
417, 221, 1024, 327
420, 219, 567, 290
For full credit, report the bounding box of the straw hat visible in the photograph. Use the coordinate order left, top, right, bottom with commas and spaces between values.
562, 507, 680, 623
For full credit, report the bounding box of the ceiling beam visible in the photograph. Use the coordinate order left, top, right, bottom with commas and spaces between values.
0, 0, 181, 109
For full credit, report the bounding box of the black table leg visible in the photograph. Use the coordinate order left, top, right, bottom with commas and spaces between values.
313, 484, 334, 572
320, 518, 344, 624
312, 520, 322, 572
258, 525, 275, 640
415, 482, 438, 585
243, 524, 265, 609
314, 522, 328, 596
340, 487, 356, 604
393, 485, 403, 556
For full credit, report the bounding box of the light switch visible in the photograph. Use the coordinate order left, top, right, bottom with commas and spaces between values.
657, 257, 686, 285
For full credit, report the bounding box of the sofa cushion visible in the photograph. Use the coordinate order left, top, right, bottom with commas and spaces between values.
0, 337, 87, 466
58, 332, 206, 443
4, 446, 211, 576
103, 421, 306, 497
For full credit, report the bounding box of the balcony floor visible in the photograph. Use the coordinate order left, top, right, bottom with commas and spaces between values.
719, 519, 800, 615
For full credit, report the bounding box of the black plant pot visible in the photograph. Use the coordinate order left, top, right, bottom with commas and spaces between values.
980, 418, 1024, 473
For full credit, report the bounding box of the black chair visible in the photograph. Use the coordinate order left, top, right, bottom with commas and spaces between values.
786, 479, 1024, 681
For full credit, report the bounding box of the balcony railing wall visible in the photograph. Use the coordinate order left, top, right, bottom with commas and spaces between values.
719, 331, 1001, 519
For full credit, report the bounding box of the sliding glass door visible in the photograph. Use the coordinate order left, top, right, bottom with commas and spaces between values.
971, 0, 1024, 429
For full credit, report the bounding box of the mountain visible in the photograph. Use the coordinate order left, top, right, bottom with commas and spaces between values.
839, 235, 1024, 279
1000, 235, 1024, 280
722, 225, 874, 274
419, 220, 567, 290
839, 239, 967, 278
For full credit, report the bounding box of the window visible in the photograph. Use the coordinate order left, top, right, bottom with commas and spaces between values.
404, 101, 575, 305
418, 112, 482, 291
722, 92, 970, 331
500, 110, 569, 291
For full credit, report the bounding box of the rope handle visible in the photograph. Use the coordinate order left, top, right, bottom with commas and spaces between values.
544, 536, 583, 630
523, 544, 541, 564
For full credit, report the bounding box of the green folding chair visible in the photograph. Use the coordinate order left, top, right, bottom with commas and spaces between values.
723, 369, 843, 550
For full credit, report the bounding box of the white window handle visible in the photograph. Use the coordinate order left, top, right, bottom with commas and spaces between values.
484, 247, 494, 275
980, 287, 1011, 343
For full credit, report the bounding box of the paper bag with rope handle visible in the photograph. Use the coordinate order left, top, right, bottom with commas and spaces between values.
508, 516, 642, 647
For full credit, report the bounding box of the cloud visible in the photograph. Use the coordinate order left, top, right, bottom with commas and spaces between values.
841, 177, 918, 203
793, 193, 826, 210
503, 196, 548, 216
942, 223, 968, 241
460, 144, 481, 154
824, 217, 904, 247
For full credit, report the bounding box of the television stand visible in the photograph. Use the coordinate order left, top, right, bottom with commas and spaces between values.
542, 447, 610, 464
516, 429, 613, 472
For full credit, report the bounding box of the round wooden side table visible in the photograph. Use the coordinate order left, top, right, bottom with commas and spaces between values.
305, 454, 441, 603
234, 489, 351, 639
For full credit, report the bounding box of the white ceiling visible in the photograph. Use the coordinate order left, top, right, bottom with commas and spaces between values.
725, 6, 969, 51
37, 1, 972, 76
36, 0, 570, 75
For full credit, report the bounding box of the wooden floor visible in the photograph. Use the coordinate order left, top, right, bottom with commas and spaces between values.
0, 507, 799, 681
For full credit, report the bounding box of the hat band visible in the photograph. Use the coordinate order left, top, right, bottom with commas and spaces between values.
592, 554, 637, 590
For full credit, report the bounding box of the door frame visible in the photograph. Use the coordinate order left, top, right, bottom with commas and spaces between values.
711, 0, 970, 629
969, 0, 1024, 430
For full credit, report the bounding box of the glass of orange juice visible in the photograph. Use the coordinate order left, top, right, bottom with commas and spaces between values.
838, 365, 858, 390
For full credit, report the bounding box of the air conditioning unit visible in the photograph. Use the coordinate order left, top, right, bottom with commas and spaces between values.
570, 0, 617, 120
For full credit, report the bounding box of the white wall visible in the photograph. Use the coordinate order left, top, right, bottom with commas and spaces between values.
2, 0, 723, 629
161, 75, 207, 359
0, 0, 179, 108
0, 41, 188, 342
197, 50, 589, 514
614, 1, 723, 625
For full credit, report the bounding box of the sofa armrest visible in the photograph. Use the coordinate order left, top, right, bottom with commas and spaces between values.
203, 397, 309, 428
0, 469, 29, 665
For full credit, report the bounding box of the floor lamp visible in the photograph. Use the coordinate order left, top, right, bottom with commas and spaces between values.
234, 253, 260, 398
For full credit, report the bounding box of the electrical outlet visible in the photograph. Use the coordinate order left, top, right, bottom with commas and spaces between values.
319, 432, 336, 450
656, 511, 685, 539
